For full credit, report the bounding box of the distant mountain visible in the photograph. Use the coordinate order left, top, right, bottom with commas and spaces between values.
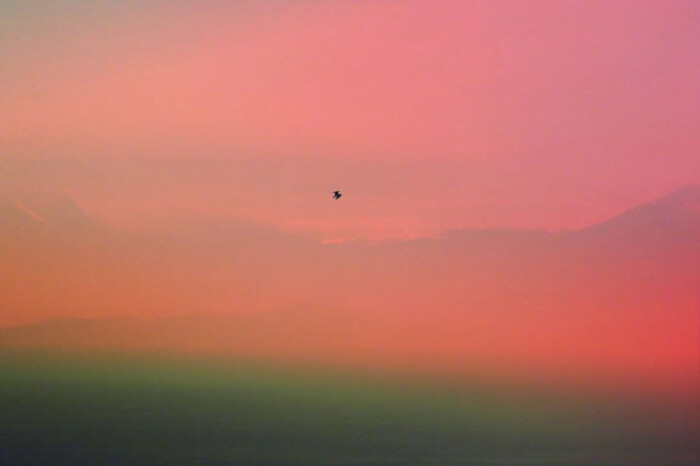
0, 192, 96, 255
0, 310, 363, 363
0, 190, 331, 327
652, 184, 700, 212
1, 187, 698, 398
563, 185, 699, 269
0, 192, 92, 231
580, 184, 700, 236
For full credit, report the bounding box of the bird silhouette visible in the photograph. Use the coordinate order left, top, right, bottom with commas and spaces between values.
333, 191, 342, 200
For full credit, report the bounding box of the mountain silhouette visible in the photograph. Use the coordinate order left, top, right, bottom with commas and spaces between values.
0, 192, 92, 232
0, 186, 698, 399
579, 184, 700, 237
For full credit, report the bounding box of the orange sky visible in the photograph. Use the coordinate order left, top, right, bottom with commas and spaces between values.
2, 2, 699, 403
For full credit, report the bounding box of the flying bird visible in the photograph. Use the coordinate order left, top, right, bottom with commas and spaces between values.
333, 191, 342, 200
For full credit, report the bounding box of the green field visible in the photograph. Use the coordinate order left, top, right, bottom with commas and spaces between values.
0, 353, 695, 465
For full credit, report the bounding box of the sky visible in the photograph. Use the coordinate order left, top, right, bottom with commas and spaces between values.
2, 0, 699, 240
1, 1, 699, 418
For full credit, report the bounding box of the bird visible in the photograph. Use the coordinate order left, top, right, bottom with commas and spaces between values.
333, 190, 342, 200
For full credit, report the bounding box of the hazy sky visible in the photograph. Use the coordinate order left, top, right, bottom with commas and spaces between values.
2, 2, 699, 407
2, 0, 699, 239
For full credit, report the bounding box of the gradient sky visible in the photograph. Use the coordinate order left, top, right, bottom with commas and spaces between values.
2, 0, 699, 240
2, 2, 700, 413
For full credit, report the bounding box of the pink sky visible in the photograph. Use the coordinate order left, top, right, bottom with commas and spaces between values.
2, 0, 699, 239
2, 2, 699, 403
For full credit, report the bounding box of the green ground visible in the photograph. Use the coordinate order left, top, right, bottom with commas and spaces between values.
0, 352, 695, 465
